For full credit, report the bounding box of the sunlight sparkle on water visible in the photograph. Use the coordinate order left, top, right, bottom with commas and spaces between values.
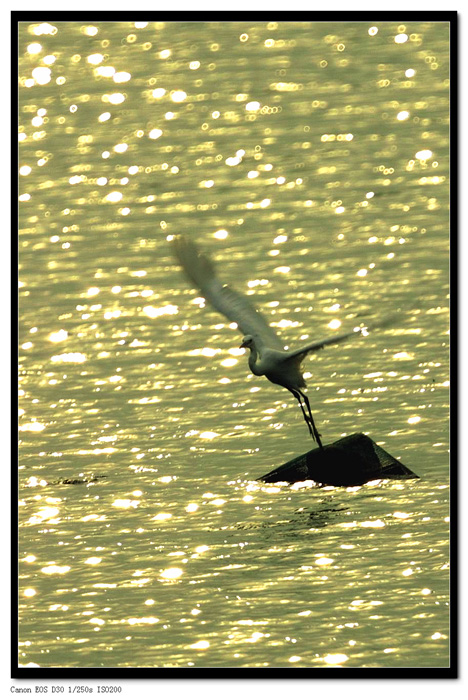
143, 304, 178, 318
199, 431, 220, 440
113, 72, 131, 83
105, 191, 123, 203
51, 352, 86, 363
220, 358, 238, 367
48, 329, 68, 342
323, 653, 348, 665
32, 23, 57, 35
112, 499, 140, 509
41, 565, 70, 575
152, 513, 172, 522
190, 640, 210, 650
107, 93, 126, 105
96, 66, 115, 78
160, 567, 183, 580
415, 149, 433, 160
246, 101, 260, 112
19, 422, 46, 433
87, 53, 104, 65
171, 90, 187, 102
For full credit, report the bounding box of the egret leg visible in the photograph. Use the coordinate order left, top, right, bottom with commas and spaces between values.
298, 390, 323, 449
290, 389, 323, 449
293, 393, 314, 436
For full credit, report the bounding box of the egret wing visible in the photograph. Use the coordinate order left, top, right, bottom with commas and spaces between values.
172, 235, 284, 350
288, 311, 401, 359
288, 327, 365, 358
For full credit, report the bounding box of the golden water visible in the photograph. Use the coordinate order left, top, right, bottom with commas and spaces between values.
18, 19, 450, 669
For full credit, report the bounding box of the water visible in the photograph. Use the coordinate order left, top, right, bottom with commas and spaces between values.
18, 20, 450, 670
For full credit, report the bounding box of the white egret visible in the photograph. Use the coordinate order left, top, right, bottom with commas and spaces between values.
172, 235, 371, 448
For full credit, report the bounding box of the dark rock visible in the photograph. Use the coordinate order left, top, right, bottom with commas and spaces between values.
258, 433, 418, 486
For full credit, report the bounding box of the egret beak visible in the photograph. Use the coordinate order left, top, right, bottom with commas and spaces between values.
240, 340, 248, 349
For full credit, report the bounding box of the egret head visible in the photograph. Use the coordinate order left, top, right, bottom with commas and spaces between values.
240, 335, 255, 349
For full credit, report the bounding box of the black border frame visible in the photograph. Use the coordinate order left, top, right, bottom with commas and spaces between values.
12, 10, 458, 681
